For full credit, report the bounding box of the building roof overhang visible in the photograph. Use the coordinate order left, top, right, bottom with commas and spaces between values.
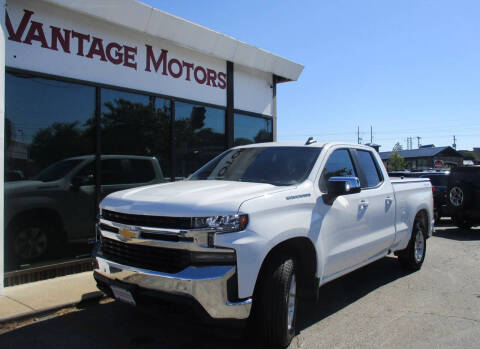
43, 0, 304, 81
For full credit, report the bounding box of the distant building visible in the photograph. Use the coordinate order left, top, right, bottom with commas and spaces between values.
474, 148, 480, 162
380, 146, 464, 170
365, 143, 381, 152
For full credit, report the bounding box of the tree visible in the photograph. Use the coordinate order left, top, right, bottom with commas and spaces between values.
29, 121, 94, 169
393, 142, 404, 152
458, 150, 478, 161
388, 152, 407, 171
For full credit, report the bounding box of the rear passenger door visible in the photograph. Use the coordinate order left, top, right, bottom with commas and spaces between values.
317, 147, 396, 280
351, 149, 396, 259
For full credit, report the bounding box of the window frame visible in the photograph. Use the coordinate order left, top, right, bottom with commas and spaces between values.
351, 148, 385, 189
319, 147, 359, 192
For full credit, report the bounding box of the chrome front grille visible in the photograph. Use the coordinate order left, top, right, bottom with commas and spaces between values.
101, 209, 193, 229
100, 236, 191, 273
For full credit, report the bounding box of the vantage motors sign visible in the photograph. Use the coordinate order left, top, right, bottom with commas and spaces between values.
5, 0, 228, 105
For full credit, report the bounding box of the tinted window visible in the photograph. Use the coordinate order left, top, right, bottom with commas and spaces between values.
101, 89, 170, 180
36, 159, 84, 182
101, 159, 125, 185
130, 159, 156, 183
5, 72, 96, 271
191, 147, 321, 186
423, 175, 448, 186
320, 149, 357, 191
100, 159, 155, 185
234, 113, 273, 146
357, 150, 382, 187
174, 102, 226, 179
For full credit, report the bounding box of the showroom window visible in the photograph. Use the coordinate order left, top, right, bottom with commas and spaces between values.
101, 88, 171, 181
3, 70, 274, 279
234, 113, 273, 146
4, 72, 96, 272
174, 101, 226, 179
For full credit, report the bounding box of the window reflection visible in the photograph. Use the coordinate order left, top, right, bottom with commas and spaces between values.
4, 72, 96, 271
234, 113, 273, 146
174, 101, 226, 179
101, 89, 171, 182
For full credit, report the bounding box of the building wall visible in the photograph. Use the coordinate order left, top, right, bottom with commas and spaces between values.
404, 156, 463, 169
0, 0, 5, 294
6, 0, 227, 107
2, 0, 278, 283
234, 64, 273, 116
6, 0, 275, 116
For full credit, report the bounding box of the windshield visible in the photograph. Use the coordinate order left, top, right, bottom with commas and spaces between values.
35, 159, 84, 182
190, 146, 322, 186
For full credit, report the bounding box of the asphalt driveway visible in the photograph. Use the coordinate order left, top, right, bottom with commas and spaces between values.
1, 223, 479, 349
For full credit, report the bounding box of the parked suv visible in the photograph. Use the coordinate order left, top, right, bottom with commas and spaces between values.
5, 155, 165, 265
446, 166, 480, 229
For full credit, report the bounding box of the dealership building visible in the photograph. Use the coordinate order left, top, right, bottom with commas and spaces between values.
0, 0, 303, 292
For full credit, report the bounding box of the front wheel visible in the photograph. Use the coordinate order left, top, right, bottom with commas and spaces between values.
398, 221, 426, 271
254, 256, 297, 348
6, 216, 60, 266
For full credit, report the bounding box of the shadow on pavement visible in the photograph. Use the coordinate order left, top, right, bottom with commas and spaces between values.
297, 256, 410, 332
0, 297, 259, 349
433, 227, 480, 241
0, 256, 413, 349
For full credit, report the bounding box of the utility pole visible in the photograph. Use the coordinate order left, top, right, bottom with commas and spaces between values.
370, 126, 373, 144
406, 137, 413, 150
453, 135, 457, 149
357, 126, 362, 144
416, 136, 421, 148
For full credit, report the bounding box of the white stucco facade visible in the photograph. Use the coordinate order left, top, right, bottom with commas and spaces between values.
0, 0, 303, 293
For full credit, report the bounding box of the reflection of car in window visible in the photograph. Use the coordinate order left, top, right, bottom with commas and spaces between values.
4, 155, 165, 266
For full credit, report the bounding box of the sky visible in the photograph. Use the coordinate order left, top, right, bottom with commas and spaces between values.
142, 0, 480, 152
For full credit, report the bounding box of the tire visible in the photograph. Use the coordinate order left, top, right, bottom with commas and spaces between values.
398, 221, 426, 271
254, 256, 297, 348
6, 215, 59, 265
433, 209, 439, 224
448, 183, 472, 210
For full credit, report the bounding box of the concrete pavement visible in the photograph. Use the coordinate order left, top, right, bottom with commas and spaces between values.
0, 271, 102, 323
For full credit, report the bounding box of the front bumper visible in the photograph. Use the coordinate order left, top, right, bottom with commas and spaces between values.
93, 256, 252, 320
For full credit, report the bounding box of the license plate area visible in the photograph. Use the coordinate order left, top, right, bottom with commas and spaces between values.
111, 285, 136, 306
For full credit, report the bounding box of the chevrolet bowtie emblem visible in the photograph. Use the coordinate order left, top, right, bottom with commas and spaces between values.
119, 228, 137, 240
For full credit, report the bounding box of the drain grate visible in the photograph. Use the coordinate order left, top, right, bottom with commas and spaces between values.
4, 258, 94, 287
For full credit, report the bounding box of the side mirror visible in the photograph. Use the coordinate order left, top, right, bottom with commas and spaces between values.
324, 176, 361, 204
71, 174, 94, 191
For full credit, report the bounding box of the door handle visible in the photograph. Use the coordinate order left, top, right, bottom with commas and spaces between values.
385, 196, 393, 204
359, 199, 369, 209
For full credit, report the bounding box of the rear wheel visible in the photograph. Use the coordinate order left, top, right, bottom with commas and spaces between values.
254, 256, 297, 348
448, 183, 472, 210
398, 221, 426, 271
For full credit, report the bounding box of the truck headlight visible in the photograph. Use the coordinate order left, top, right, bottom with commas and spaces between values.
193, 214, 248, 232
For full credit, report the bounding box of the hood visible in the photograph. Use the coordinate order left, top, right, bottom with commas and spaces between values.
4, 180, 59, 196
100, 180, 294, 216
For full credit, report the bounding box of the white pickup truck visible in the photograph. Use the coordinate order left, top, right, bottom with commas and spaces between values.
93, 142, 433, 348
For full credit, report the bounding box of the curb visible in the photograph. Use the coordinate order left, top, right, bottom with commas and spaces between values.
0, 291, 105, 325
